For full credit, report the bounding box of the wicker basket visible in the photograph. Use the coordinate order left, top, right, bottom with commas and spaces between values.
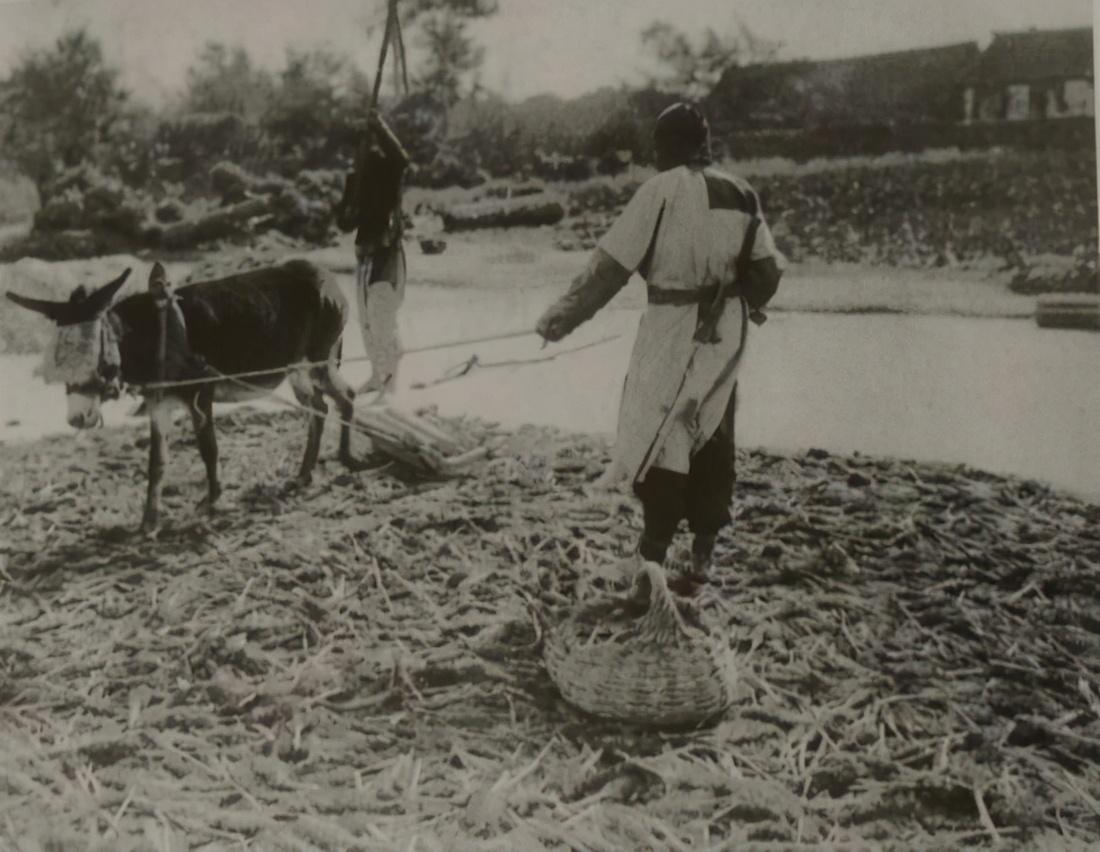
538, 561, 737, 727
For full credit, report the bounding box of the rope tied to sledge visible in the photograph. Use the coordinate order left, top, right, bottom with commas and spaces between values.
410, 332, 624, 390
135, 326, 543, 392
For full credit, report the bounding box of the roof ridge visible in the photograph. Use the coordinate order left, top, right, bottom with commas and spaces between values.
990, 25, 1093, 38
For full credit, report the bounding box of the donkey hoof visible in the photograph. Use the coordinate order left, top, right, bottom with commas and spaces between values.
284, 475, 311, 495
339, 453, 380, 473
139, 519, 160, 540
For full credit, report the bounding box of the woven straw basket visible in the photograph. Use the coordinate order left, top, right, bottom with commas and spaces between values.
539, 562, 737, 727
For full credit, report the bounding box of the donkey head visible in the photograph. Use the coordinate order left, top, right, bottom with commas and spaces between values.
6, 268, 131, 428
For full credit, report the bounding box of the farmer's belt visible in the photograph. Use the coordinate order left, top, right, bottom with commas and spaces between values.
647, 284, 737, 306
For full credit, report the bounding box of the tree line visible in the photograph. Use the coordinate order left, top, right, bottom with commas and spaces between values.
0, 4, 780, 201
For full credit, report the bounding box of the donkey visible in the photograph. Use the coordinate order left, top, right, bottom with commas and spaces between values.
7, 259, 361, 533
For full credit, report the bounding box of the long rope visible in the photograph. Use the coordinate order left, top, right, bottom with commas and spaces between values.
407, 327, 536, 355
156, 332, 621, 435
137, 326, 542, 392
202, 362, 365, 434
135, 265, 574, 392
410, 333, 624, 390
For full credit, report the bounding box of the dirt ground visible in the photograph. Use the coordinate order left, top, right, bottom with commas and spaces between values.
1, 398, 1099, 850
1, 227, 1096, 850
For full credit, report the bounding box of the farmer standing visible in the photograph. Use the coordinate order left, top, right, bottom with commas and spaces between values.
536, 102, 785, 576
335, 108, 411, 398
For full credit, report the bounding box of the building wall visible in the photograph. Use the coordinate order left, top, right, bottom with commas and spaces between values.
1063, 79, 1095, 116
967, 78, 1094, 122
1006, 84, 1031, 120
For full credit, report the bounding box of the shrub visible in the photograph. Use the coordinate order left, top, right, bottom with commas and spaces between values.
155, 199, 186, 224
209, 161, 252, 203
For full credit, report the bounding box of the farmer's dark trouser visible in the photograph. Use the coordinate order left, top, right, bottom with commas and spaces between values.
633, 385, 737, 564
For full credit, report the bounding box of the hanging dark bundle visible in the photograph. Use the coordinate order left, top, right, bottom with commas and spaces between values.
334, 0, 411, 250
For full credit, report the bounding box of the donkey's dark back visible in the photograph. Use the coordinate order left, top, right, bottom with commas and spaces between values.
113, 259, 347, 387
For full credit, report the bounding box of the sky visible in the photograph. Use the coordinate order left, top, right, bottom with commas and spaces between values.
0, 0, 1094, 105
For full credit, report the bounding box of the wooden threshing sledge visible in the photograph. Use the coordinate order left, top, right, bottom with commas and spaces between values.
351, 401, 491, 478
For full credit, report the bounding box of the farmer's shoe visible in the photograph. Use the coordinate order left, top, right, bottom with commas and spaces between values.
691, 533, 718, 576
592, 531, 667, 586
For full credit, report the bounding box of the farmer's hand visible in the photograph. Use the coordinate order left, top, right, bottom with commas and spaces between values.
536, 311, 567, 343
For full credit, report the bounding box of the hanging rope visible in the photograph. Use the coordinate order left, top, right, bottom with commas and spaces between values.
366, 0, 410, 110
392, 3, 409, 96
370, 0, 398, 112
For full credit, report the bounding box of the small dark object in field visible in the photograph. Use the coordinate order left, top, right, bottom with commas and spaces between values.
847, 471, 872, 487
420, 238, 447, 255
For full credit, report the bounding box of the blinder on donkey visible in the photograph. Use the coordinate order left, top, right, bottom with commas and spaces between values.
14, 269, 130, 428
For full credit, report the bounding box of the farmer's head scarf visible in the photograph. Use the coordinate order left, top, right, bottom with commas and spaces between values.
653, 102, 711, 170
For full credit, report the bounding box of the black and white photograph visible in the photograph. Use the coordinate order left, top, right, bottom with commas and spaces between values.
0, 0, 1097, 848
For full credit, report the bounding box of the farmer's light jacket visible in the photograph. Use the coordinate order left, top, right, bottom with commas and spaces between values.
538, 165, 785, 488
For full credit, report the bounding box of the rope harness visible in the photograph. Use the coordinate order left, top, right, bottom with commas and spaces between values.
137, 326, 547, 392
126, 325, 621, 435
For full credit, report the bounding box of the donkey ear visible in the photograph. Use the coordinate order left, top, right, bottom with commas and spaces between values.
86, 268, 131, 315
6, 291, 68, 321
148, 262, 167, 288
6, 270, 128, 325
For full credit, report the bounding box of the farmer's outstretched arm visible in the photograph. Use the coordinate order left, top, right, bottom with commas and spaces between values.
536, 249, 631, 342
536, 178, 663, 342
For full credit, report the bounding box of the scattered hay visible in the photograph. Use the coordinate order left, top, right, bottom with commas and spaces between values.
1, 409, 1098, 849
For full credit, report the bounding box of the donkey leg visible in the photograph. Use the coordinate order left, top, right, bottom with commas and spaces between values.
297, 391, 327, 486
189, 388, 221, 512
140, 402, 171, 534
289, 367, 328, 487
320, 360, 360, 468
